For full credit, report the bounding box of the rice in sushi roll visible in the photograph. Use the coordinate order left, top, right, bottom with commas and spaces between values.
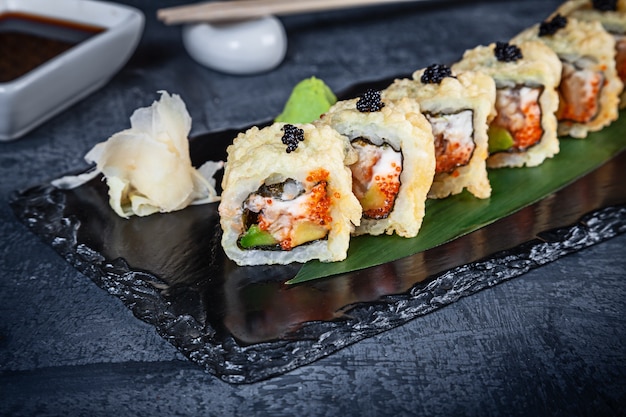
383, 65, 495, 197
319, 91, 436, 238
513, 14, 623, 138
555, 0, 626, 106
219, 122, 361, 266
452, 40, 562, 168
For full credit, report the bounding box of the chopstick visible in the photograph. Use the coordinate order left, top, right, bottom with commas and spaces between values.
158, 0, 422, 25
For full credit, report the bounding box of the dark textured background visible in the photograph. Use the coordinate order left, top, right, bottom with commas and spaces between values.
1, 0, 625, 415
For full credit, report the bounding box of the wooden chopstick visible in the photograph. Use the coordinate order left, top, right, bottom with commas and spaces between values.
158, 0, 421, 25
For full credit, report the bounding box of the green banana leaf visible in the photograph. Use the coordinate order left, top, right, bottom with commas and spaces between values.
288, 113, 626, 284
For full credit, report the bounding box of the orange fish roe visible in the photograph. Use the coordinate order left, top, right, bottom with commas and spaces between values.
279, 238, 293, 251
434, 137, 474, 174
303, 169, 332, 226
511, 98, 543, 150
363, 172, 400, 219
306, 168, 329, 184
305, 181, 332, 226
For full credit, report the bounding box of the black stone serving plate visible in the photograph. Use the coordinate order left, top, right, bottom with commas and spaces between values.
9, 78, 626, 384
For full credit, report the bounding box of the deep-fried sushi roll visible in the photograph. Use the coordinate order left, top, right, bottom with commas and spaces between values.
452, 40, 562, 168
556, 0, 626, 106
319, 91, 436, 238
513, 14, 623, 138
219, 123, 361, 266
383, 65, 495, 197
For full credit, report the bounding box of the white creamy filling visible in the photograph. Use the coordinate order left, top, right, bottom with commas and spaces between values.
352, 141, 402, 189
427, 110, 473, 146
495, 86, 541, 132
563, 63, 598, 99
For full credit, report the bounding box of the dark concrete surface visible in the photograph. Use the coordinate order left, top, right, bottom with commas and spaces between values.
1, 0, 625, 415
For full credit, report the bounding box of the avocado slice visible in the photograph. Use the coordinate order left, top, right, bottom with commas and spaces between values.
488, 125, 515, 153
239, 224, 278, 249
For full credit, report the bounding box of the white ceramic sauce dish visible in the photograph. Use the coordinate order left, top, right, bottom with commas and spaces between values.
0, 0, 144, 141
182, 16, 287, 75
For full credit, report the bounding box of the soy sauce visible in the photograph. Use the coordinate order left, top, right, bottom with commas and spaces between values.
0, 12, 105, 83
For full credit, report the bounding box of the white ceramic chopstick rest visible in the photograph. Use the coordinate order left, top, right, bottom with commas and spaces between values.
182, 16, 287, 75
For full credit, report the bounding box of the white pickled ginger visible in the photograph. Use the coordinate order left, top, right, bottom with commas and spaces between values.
52, 91, 222, 218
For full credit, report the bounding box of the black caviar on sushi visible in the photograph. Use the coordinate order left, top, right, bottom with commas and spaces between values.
281, 124, 305, 153
356, 89, 385, 112
593, 0, 618, 11
420, 64, 453, 84
494, 41, 523, 63
539, 14, 568, 37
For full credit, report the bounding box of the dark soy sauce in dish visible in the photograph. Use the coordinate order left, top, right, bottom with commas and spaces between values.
0, 12, 105, 83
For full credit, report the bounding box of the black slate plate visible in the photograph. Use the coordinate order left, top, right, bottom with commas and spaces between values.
9, 78, 626, 384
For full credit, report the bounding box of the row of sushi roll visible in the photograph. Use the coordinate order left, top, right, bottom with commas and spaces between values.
219, 0, 626, 266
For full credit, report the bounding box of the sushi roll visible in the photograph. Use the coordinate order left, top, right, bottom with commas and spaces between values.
555, 0, 626, 106
219, 122, 361, 266
383, 65, 496, 198
452, 40, 562, 168
513, 14, 623, 138
319, 91, 436, 238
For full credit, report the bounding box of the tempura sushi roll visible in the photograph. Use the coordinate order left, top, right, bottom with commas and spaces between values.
452, 40, 562, 168
219, 123, 361, 266
383, 65, 495, 198
556, 0, 626, 106
319, 91, 435, 238
513, 14, 622, 138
